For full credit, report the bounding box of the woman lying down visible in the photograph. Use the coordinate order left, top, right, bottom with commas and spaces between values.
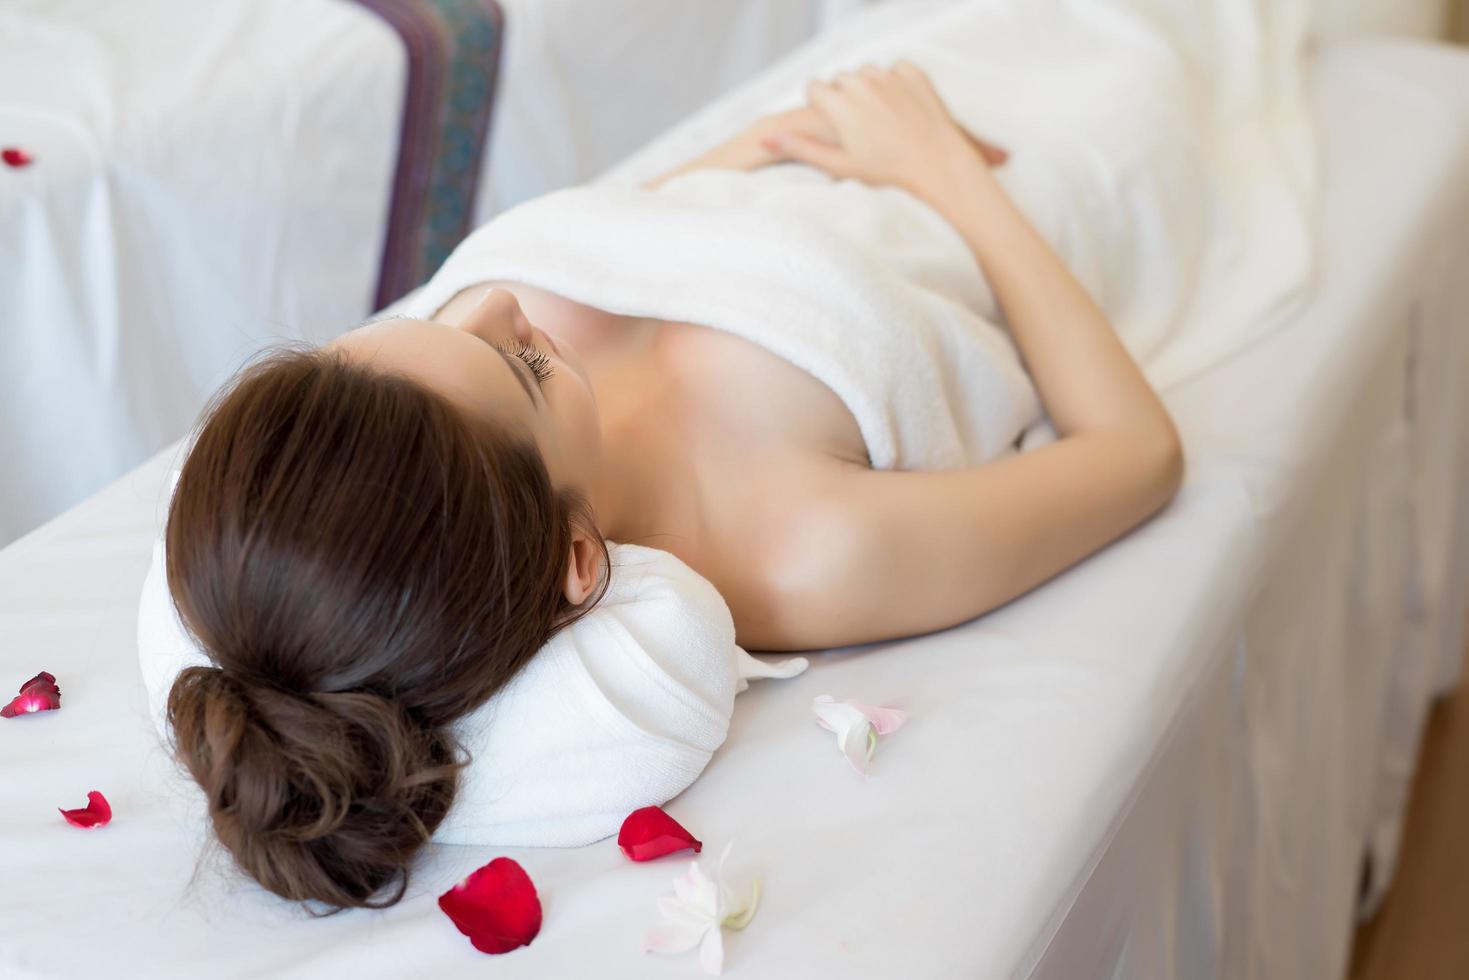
158, 62, 1186, 910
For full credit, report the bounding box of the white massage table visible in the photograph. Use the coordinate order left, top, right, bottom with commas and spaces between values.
1, 37, 1467, 980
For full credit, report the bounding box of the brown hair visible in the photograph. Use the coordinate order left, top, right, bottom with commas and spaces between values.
162, 342, 610, 915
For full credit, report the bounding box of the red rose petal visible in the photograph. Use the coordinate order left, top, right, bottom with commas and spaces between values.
438, 857, 542, 954
59, 790, 112, 829
2, 147, 34, 167
1, 670, 61, 718
617, 805, 703, 861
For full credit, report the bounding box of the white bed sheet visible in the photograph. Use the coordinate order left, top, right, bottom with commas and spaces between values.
1, 39, 1467, 980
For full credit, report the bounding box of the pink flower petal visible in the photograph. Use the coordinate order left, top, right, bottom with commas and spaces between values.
58, 790, 111, 828
855, 702, 908, 735
813, 695, 907, 775
438, 857, 542, 954
618, 805, 703, 861
2, 670, 61, 718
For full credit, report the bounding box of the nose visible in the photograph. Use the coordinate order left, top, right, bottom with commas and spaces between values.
462, 287, 535, 345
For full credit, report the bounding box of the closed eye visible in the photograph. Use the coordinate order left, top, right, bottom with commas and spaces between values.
495, 338, 555, 386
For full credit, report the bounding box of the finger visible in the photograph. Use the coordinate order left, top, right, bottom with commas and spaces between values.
804, 77, 842, 117
861, 63, 906, 101
806, 79, 850, 121
893, 58, 928, 84
893, 59, 945, 110
786, 103, 840, 144
761, 131, 852, 179
831, 69, 872, 93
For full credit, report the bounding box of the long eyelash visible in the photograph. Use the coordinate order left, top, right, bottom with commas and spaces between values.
498, 338, 555, 385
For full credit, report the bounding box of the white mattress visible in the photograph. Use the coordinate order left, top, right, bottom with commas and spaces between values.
2, 39, 1468, 980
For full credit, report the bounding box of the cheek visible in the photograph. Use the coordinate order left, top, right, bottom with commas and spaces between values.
555, 380, 601, 475
577, 387, 602, 466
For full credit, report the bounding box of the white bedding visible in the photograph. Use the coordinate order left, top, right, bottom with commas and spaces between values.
1, 38, 1468, 980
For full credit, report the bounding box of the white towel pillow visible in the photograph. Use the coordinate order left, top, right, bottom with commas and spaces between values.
136, 469, 807, 847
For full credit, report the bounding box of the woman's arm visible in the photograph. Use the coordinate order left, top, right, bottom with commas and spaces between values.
744, 62, 1183, 652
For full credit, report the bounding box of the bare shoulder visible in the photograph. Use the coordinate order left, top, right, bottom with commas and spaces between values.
672, 453, 863, 653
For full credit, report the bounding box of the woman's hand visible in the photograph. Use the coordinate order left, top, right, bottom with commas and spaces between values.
760, 61, 1008, 204
641, 105, 840, 190
639, 65, 1005, 193
748, 104, 843, 150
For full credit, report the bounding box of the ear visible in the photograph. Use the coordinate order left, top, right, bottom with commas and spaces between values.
561, 528, 604, 607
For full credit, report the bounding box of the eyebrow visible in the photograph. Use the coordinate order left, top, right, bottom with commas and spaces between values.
490, 344, 539, 410
357, 311, 402, 327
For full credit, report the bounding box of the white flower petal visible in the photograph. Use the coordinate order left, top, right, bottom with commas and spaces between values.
649, 839, 759, 973
812, 697, 868, 735
722, 876, 761, 931
815, 699, 875, 774
838, 719, 872, 775
698, 917, 727, 975
672, 859, 719, 915
711, 839, 736, 920
658, 893, 714, 927
644, 918, 710, 955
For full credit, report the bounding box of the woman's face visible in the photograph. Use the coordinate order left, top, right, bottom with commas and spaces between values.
326, 288, 602, 498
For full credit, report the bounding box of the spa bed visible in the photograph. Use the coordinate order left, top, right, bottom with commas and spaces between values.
1, 36, 1467, 980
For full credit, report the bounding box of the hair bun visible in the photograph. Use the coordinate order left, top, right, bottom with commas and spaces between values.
165, 664, 468, 913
